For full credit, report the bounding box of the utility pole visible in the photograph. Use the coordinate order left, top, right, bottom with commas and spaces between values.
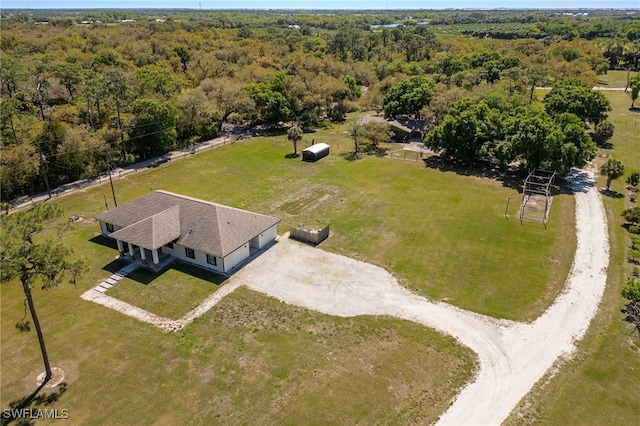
107, 162, 118, 207
35, 143, 51, 199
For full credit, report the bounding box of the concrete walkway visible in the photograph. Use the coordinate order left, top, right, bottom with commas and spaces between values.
91, 262, 140, 293
81, 275, 243, 332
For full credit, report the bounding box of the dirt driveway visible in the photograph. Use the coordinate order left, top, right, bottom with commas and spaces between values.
82, 168, 607, 424
234, 167, 608, 425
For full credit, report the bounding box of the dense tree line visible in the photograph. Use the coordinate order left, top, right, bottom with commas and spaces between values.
2, 8, 636, 32
424, 79, 609, 174
0, 9, 636, 201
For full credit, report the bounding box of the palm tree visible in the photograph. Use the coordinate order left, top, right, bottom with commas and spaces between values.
287, 124, 303, 156
600, 158, 625, 191
349, 115, 363, 154
629, 73, 640, 109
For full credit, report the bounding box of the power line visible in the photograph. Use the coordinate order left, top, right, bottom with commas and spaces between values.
30, 130, 164, 159
22, 117, 174, 149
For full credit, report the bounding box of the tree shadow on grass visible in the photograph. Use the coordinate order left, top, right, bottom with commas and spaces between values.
600, 188, 625, 198
342, 152, 361, 161
421, 155, 589, 198
364, 146, 389, 157
622, 223, 640, 234
284, 153, 300, 159
422, 155, 527, 192
1, 382, 67, 426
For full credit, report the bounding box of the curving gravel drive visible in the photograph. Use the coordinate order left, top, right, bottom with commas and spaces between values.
81, 168, 607, 424
236, 167, 608, 425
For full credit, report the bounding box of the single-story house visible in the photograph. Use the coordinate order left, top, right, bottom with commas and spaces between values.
95, 190, 281, 275
361, 116, 428, 142
302, 143, 330, 162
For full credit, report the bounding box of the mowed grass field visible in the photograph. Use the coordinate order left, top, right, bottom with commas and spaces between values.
1, 283, 474, 425
39, 126, 573, 320
108, 262, 226, 319
506, 78, 640, 425
2, 113, 576, 423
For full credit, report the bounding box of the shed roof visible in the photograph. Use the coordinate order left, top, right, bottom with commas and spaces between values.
96, 191, 281, 256
302, 143, 330, 155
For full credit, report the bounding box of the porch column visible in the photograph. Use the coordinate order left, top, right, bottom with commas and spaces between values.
116, 239, 125, 257
128, 242, 135, 260
152, 249, 160, 269
139, 248, 147, 265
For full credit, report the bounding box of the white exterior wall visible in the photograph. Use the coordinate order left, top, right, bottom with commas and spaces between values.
223, 243, 251, 272
101, 221, 276, 274
164, 243, 224, 274
163, 242, 250, 274
257, 225, 278, 249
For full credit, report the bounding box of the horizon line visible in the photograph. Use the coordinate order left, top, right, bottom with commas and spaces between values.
4, 7, 639, 11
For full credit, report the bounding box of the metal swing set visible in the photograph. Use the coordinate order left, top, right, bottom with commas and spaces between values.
519, 169, 557, 228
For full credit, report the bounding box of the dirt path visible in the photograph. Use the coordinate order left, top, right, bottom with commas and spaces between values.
236, 167, 608, 425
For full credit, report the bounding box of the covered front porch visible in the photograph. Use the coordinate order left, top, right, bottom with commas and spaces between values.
105, 205, 181, 271
114, 239, 174, 271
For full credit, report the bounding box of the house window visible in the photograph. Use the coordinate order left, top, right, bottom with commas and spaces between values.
165, 242, 174, 249
105, 223, 114, 233
185, 247, 195, 259
206, 254, 217, 266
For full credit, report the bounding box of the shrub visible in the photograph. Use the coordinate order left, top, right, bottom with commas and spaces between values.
601, 158, 625, 190
622, 207, 640, 224
594, 120, 615, 145
622, 277, 640, 304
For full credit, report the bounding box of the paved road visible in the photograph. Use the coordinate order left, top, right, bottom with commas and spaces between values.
9, 135, 231, 211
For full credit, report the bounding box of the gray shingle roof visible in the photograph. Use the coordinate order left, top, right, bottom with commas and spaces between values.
361, 115, 427, 133
108, 205, 181, 250
95, 191, 281, 256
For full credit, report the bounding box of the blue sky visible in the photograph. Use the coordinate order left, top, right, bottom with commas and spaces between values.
3, 1, 639, 9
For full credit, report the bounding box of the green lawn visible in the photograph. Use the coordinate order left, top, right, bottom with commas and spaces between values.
604, 90, 640, 177
596, 70, 633, 88
505, 85, 640, 425
2, 115, 577, 424
0, 284, 474, 425
107, 262, 225, 319
49, 123, 574, 321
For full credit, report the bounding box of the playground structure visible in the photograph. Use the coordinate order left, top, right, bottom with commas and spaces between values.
519, 169, 557, 228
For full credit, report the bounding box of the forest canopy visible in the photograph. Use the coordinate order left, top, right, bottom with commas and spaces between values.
1, 9, 639, 200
